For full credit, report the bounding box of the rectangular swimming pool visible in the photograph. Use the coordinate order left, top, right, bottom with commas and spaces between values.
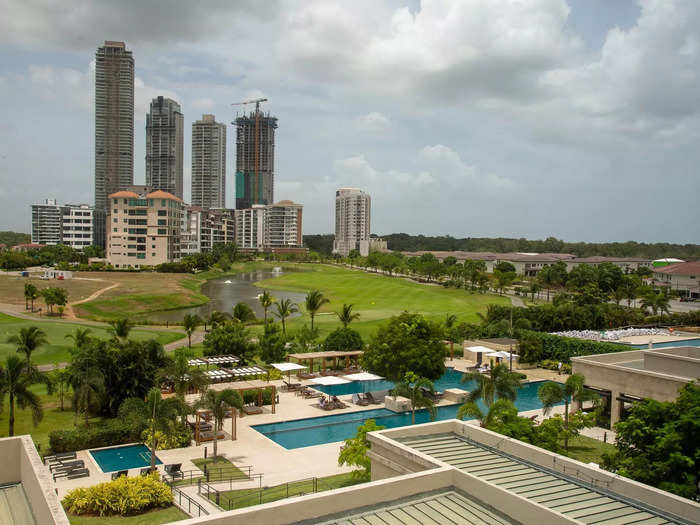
313, 367, 467, 396
631, 338, 700, 349
253, 380, 559, 449
90, 444, 162, 473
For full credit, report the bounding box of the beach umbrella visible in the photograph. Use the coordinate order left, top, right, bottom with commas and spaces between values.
271, 362, 307, 381
342, 371, 385, 393
312, 376, 351, 386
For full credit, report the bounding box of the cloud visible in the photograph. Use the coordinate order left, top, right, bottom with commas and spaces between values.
191, 97, 214, 110
354, 112, 391, 134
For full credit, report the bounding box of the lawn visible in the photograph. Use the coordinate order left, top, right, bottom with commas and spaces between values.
210, 472, 361, 510
255, 264, 510, 338
67, 506, 189, 525
564, 434, 617, 464
0, 275, 108, 308
0, 314, 183, 365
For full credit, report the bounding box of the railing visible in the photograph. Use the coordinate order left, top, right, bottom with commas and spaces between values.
171, 485, 209, 517
164, 465, 253, 486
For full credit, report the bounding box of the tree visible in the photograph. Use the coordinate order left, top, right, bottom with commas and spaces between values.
197, 389, 243, 461
493, 270, 516, 294
640, 291, 670, 315
336, 303, 360, 328
602, 383, 699, 499
338, 419, 385, 481
443, 314, 458, 360
0, 355, 44, 436
461, 362, 522, 409
23, 282, 38, 311
274, 298, 298, 335
50, 366, 71, 411
304, 290, 329, 330
363, 312, 446, 381
259, 323, 287, 363
40, 287, 68, 315
204, 310, 228, 331
538, 374, 597, 453
258, 290, 276, 325
390, 372, 437, 425
67, 344, 104, 425
7, 326, 47, 367
159, 347, 209, 421
109, 317, 132, 341
65, 327, 92, 350
495, 261, 516, 273
232, 302, 256, 323
289, 324, 320, 353
203, 322, 257, 364
458, 398, 518, 429
182, 314, 201, 348
322, 327, 364, 352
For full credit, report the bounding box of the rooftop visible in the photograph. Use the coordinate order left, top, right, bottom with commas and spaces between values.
653, 261, 700, 276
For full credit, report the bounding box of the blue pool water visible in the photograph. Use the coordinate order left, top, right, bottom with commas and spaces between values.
314, 367, 467, 396
631, 338, 700, 349
90, 444, 162, 473
253, 380, 558, 449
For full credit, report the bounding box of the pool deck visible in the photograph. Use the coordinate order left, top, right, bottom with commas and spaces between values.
618, 333, 700, 345
53, 360, 567, 504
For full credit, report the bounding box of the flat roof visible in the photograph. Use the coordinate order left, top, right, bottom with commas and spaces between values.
0, 483, 35, 524
307, 489, 516, 525
399, 433, 688, 524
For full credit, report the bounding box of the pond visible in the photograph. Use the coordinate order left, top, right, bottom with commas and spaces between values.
146, 269, 307, 323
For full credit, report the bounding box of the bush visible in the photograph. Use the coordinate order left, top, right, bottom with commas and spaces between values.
539, 360, 572, 374
156, 262, 192, 273
49, 420, 143, 454
323, 327, 364, 352
141, 424, 192, 450
518, 330, 629, 364
62, 473, 172, 516
243, 387, 276, 406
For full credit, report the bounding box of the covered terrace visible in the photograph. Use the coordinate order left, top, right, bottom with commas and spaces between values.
286, 350, 363, 377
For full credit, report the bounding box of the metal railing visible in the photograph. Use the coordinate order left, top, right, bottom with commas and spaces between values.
164, 465, 253, 486
171, 485, 209, 517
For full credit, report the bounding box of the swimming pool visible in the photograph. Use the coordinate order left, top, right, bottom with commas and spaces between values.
313, 367, 468, 396
630, 338, 700, 349
253, 380, 558, 449
90, 444, 162, 473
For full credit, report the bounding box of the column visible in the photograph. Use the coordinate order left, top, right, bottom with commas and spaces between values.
610, 391, 622, 427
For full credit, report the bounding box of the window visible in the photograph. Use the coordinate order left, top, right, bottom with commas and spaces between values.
113, 209, 118, 213
158, 210, 167, 216
158, 229, 167, 235
137, 254, 145, 259
158, 219, 166, 225
113, 218, 117, 223
161, 200, 166, 206
152, 245, 156, 249
152, 253, 156, 257
112, 228, 117, 232
113, 199, 118, 204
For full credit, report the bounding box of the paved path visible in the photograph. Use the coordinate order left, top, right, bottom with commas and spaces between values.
63, 282, 120, 320
509, 295, 525, 307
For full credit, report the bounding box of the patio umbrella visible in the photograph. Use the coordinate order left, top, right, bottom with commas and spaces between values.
342, 372, 385, 394
271, 362, 307, 381
312, 376, 351, 386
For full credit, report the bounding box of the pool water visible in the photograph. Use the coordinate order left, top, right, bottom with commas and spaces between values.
90, 444, 162, 473
631, 338, 700, 349
313, 367, 468, 396
253, 380, 559, 449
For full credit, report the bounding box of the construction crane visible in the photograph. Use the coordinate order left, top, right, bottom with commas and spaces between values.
231, 98, 268, 205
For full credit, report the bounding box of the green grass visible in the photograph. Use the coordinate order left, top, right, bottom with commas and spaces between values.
192, 457, 248, 479
210, 472, 361, 510
67, 506, 189, 524
0, 314, 183, 365
77, 294, 209, 322
563, 434, 616, 464
255, 264, 510, 338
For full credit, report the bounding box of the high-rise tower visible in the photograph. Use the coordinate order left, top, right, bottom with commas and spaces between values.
94, 41, 134, 214
146, 96, 184, 199
191, 114, 226, 209
235, 112, 277, 209
333, 188, 371, 257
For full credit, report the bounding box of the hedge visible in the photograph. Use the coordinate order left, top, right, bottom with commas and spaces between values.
518, 330, 630, 364
49, 420, 142, 454
62, 473, 172, 516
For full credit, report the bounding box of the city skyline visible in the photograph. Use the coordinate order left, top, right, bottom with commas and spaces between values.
1, 1, 699, 244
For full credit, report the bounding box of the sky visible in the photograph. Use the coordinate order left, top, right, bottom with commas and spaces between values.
0, 0, 698, 243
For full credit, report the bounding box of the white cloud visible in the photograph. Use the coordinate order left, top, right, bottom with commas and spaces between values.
191, 97, 214, 110
134, 77, 178, 123
354, 112, 391, 134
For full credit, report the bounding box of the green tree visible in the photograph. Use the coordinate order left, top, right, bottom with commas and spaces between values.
323, 328, 364, 352
159, 347, 209, 422
259, 323, 287, 363
232, 302, 256, 323
338, 419, 385, 481
443, 314, 458, 360
274, 298, 298, 335
538, 374, 597, 453
460, 362, 522, 411
640, 291, 670, 315
49, 366, 71, 411
390, 372, 437, 425
182, 314, 201, 348
495, 261, 516, 273
304, 290, 329, 330
23, 282, 38, 311
7, 326, 47, 367
363, 312, 446, 381
40, 287, 68, 315
204, 310, 228, 331
602, 383, 699, 499
494, 270, 516, 294
203, 322, 256, 364
289, 324, 320, 353
258, 290, 276, 325
197, 389, 243, 461
336, 303, 360, 328
109, 317, 132, 341
64, 327, 92, 350
0, 355, 44, 436
67, 344, 105, 426
458, 398, 520, 429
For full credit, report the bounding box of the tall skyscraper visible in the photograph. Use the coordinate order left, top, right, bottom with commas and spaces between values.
94, 41, 134, 213
235, 112, 277, 209
146, 96, 184, 199
191, 115, 227, 209
333, 188, 371, 257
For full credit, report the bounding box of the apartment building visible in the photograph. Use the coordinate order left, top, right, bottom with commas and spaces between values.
31, 199, 94, 249
652, 261, 700, 298
234, 112, 277, 209
234, 205, 265, 250
181, 207, 235, 255
106, 189, 183, 268
145, 96, 184, 199
191, 114, 226, 209
333, 188, 371, 257
235, 200, 304, 253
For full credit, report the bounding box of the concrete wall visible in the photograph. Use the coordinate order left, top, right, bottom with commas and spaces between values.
644, 350, 700, 378
0, 436, 69, 524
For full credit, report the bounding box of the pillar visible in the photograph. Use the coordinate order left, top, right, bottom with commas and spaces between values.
610, 391, 622, 427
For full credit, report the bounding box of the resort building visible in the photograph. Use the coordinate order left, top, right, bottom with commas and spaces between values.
181, 206, 236, 255
333, 188, 371, 257
234, 201, 305, 253
106, 188, 184, 268
31, 199, 94, 249
565, 256, 652, 274
652, 261, 700, 299
145, 96, 184, 199
572, 346, 700, 426
234, 112, 277, 210
191, 115, 227, 209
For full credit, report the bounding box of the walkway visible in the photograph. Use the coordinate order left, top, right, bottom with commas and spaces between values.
62, 282, 120, 320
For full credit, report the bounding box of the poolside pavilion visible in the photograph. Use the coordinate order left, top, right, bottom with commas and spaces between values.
286, 350, 363, 374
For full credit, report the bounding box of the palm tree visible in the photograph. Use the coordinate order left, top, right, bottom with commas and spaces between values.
640, 291, 670, 316
457, 398, 514, 428
204, 311, 228, 332
160, 348, 209, 422
24, 283, 39, 312
0, 355, 43, 436
144, 387, 182, 472
444, 314, 458, 360
68, 347, 104, 426
50, 366, 71, 411
64, 327, 92, 350
258, 290, 276, 326
304, 290, 329, 330
538, 374, 598, 453
197, 388, 243, 461
109, 317, 132, 341
182, 314, 201, 348
461, 362, 522, 409
7, 326, 47, 367
274, 299, 298, 336
390, 372, 437, 425
336, 303, 360, 328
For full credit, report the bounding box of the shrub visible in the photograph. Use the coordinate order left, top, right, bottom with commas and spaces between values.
62, 473, 172, 516
518, 330, 629, 364
539, 360, 572, 374
141, 423, 191, 450
49, 420, 143, 454
323, 327, 364, 352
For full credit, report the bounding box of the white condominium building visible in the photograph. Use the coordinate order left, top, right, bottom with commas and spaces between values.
235, 200, 304, 251
191, 114, 226, 209
31, 199, 95, 249
333, 187, 371, 257
181, 207, 236, 255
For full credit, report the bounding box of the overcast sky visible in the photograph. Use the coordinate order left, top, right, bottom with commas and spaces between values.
1, 0, 698, 243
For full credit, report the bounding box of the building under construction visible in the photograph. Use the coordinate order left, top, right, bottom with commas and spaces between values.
234, 112, 278, 209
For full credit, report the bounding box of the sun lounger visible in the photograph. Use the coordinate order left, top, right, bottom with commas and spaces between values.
164, 463, 183, 479
199, 430, 226, 442
366, 391, 387, 405
352, 393, 370, 406
111, 470, 128, 480
44, 451, 77, 464
334, 399, 348, 409
297, 372, 317, 380
140, 467, 155, 476
283, 380, 302, 391
243, 405, 263, 415
66, 468, 90, 480
50, 459, 84, 472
